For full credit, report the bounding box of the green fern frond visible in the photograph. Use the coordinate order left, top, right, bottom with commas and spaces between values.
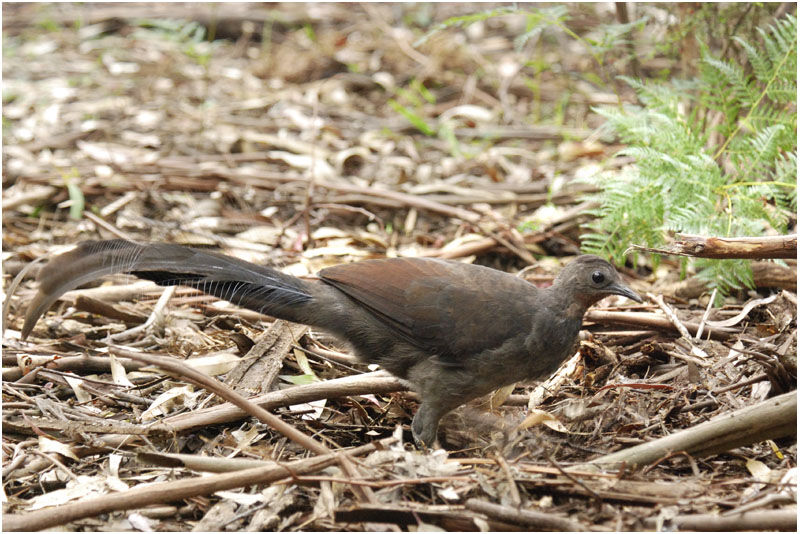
582, 13, 796, 298
696, 258, 755, 303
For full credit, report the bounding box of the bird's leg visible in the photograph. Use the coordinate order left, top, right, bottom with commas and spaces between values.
406, 358, 484, 448
411, 400, 448, 448
410, 378, 477, 448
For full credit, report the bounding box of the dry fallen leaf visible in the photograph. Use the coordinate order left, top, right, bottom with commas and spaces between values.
517, 409, 570, 433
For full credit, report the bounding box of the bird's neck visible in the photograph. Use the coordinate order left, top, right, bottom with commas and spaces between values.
542, 282, 591, 320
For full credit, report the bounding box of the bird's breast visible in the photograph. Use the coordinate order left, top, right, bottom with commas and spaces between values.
519, 313, 583, 379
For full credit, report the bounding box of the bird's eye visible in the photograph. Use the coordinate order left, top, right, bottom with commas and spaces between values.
591, 271, 605, 284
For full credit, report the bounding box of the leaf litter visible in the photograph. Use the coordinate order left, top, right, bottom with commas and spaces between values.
2, 3, 795, 531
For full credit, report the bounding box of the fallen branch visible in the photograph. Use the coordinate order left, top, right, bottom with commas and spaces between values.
3, 438, 393, 532
224, 320, 307, 396
150, 370, 407, 434
584, 310, 735, 339
137, 451, 280, 472
2, 354, 146, 382
4, 370, 408, 450
108, 347, 378, 504
587, 391, 796, 470
628, 233, 797, 260
643, 507, 797, 531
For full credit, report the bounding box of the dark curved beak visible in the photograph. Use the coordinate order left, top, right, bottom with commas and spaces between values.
608, 282, 643, 303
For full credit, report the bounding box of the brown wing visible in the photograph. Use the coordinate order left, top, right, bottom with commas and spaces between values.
319, 257, 537, 359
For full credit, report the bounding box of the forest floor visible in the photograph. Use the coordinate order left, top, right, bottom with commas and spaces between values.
2, 3, 796, 532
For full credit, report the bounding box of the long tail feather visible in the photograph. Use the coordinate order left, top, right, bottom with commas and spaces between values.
22, 240, 312, 339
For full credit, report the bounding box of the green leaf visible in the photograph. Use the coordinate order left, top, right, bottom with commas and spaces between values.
286, 374, 318, 386
63, 171, 84, 220
388, 98, 436, 136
